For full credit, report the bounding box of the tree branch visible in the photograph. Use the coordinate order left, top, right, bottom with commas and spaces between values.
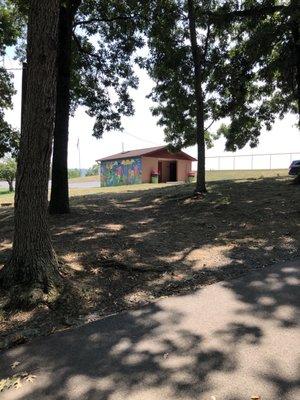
204, 120, 215, 132
74, 14, 137, 27
72, 31, 86, 53
74, 5, 291, 30
200, 4, 291, 22
72, 32, 102, 66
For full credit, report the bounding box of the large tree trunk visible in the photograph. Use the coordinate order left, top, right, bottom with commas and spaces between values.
0, 0, 60, 292
49, 0, 81, 215
291, 0, 300, 126
187, 0, 207, 194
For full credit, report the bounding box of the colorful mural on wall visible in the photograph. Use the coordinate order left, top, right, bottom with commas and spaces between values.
100, 157, 142, 187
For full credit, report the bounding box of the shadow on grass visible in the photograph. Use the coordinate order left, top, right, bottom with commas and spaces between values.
0, 176, 299, 324
0, 176, 299, 399
0, 190, 11, 196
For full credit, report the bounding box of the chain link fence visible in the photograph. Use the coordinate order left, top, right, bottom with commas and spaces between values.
206, 152, 300, 170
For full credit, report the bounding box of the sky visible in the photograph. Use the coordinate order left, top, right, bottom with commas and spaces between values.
3, 58, 300, 171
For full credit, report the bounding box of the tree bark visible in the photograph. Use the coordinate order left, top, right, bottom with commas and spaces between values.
49, 0, 81, 215
0, 0, 61, 291
187, 0, 207, 194
291, 0, 300, 127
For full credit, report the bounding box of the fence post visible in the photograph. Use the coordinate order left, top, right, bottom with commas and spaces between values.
218, 156, 221, 170
251, 155, 254, 170
269, 154, 272, 169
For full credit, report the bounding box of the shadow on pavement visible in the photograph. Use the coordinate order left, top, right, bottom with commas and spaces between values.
0, 260, 299, 400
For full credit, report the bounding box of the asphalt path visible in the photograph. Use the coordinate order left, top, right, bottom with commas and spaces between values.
0, 260, 299, 400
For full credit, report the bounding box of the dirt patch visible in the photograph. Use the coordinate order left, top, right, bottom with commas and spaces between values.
0, 176, 299, 349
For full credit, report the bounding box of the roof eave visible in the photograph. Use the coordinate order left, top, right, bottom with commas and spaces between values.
96, 146, 197, 162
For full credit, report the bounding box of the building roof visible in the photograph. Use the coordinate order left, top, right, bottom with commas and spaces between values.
96, 145, 196, 162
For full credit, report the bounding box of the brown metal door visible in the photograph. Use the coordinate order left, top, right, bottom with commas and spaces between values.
169, 161, 177, 181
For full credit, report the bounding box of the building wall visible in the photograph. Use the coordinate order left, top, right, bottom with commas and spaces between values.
177, 159, 192, 181
100, 157, 142, 187
142, 157, 192, 183
141, 157, 158, 183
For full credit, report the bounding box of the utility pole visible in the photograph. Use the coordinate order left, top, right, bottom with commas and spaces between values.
77, 137, 81, 176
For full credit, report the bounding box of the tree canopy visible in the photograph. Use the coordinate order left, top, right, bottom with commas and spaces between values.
213, 0, 299, 150
70, 1, 148, 138
5, 0, 146, 136
86, 164, 99, 176
2, 0, 298, 194
141, 0, 298, 153
139, 0, 239, 191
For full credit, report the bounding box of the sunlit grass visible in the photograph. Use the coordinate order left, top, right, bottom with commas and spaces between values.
206, 169, 287, 181
0, 189, 13, 205
0, 169, 289, 205
69, 174, 99, 183
68, 169, 288, 185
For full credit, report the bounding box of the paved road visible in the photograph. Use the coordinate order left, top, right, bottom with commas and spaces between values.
68, 180, 100, 189
0, 181, 100, 190
0, 260, 299, 400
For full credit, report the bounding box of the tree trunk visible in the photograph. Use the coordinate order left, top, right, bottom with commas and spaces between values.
8, 180, 13, 192
187, 0, 207, 194
49, 0, 81, 214
291, 0, 300, 126
0, 0, 61, 291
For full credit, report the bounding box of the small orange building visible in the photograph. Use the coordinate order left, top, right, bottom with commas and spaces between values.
96, 145, 196, 187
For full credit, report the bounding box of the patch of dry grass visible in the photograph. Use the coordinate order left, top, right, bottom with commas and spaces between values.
206, 168, 287, 181
0, 190, 13, 206
68, 174, 99, 183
